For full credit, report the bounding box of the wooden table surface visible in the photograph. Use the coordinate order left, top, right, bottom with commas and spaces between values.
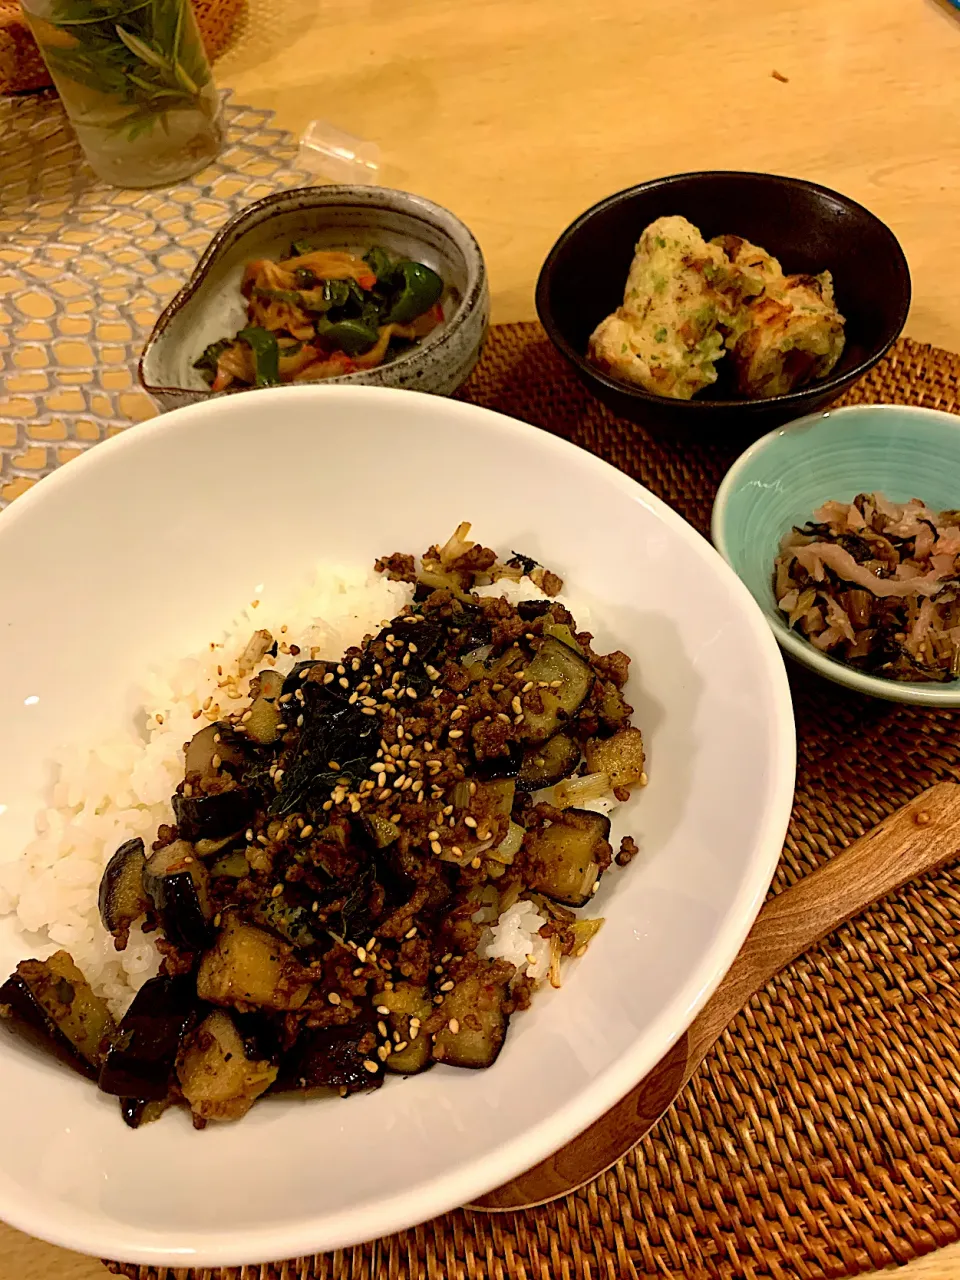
5, 0, 960, 1276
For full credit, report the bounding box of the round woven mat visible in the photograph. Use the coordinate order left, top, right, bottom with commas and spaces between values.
96, 325, 959, 1280
0, 0, 242, 95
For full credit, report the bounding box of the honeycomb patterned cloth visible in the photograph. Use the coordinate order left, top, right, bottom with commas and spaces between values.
0, 89, 311, 505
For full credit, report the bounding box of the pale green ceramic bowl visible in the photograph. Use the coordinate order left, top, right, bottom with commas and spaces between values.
712, 404, 960, 705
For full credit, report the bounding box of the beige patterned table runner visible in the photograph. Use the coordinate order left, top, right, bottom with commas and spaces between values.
0, 89, 310, 505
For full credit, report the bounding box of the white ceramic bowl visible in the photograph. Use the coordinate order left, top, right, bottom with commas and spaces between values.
0, 387, 795, 1267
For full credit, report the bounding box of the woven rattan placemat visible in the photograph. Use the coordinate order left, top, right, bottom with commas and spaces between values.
96, 326, 960, 1280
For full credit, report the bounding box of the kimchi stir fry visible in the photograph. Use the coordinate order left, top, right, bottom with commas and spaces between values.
194, 244, 445, 390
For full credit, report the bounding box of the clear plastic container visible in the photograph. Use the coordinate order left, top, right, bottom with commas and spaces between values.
21, 0, 223, 189
298, 120, 381, 185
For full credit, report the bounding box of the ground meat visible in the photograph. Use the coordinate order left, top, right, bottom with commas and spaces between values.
616, 835, 640, 867
374, 552, 417, 583
593, 649, 631, 688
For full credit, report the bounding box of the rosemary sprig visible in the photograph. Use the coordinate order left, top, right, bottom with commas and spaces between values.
35, 0, 212, 142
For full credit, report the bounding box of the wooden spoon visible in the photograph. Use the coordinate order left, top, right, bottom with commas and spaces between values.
470, 782, 960, 1212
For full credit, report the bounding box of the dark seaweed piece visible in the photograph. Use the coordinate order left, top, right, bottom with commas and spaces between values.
275, 700, 380, 816
507, 551, 540, 576
331, 861, 377, 942
837, 533, 877, 565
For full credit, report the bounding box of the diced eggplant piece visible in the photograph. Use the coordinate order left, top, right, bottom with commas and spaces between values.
472, 739, 523, 781
541, 621, 584, 652
431, 965, 509, 1069
362, 814, 400, 849
516, 599, 553, 621
120, 1097, 168, 1129
598, 681, 632, 731
173, 786, 254, 843
517, 734, 580, 792
210, 850, 251, 878
378, 984, 433, 1075
585, 728, 646, 791
520, 638, 594, 743
525, 808, 612, 907
258, 893, 317, 948
0, 951, 116, 1080
98, 837, 149, 947
98, 973, 201, 1099
274, 1020, 383, 1095
244, 668, 285, 744
143, 839, 212, 951
196, 912, 312, 1012
176, 1010, 278, 1122
184, 722, 246, 785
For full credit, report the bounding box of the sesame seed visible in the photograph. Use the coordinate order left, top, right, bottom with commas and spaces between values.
352, 659, 361, 671
377, 1045, 388, 1061
211, 753, 222, 769
575, 945, 587, 957
394, 1041, 408, 1052
439, 980, 455, 992
449, 729, 463, 739
470, 857, 482, 869
328, 992, 341, 1005
241, 709, 253, 723
409, 1027, 420, 1041
405, 927, 418, 939
328, 761, 341, 771
271, 883, 284, 898
464, 816, 478, 828
640, 771, 649, 786
380, 788, 392, 801
591, 880, 600, 894
377, 772, 387, 787
433, 995, 445, 1004
361, 707, 377, 717
356, 947, 367, 963
522, 681, 534, 693
245, 828, 254, 841
301, 824, 314, 839
497, 712, 511, 724
323, 671, 334, 684
322, 800, 333, 811
443, 805, 454, 815
362, 1060, 379, 1074
339, 677, 349, 689
377, 1020, 388, 1037
348, 692, 359, 705
337, 665, 346, 675
448, 1018, 460, 1034
376, 1004, 390, 1015
550, 678, 563, 687
430, 840, 442, 855
451, 845, 463, 857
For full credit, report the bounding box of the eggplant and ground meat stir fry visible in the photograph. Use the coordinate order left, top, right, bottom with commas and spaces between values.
1, 527, 645, 1128
194, 243, 444, 390
775, 492, 960, 681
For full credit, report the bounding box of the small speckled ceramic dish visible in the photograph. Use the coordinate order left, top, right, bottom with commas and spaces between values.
712, 403, 960, 705
139, 186, 489, 410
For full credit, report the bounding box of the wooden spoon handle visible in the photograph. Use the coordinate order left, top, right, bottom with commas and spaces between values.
684, 781, 960, 1072
471, 782, 960, 1211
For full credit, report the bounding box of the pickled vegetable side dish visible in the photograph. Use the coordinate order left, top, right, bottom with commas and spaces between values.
1, 526, 646, 1128
194, 243, 445, 390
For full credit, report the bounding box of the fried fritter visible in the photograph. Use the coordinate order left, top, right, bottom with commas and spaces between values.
588, 216, 846, 402
723, 270, 845, 398
588, 216, 758, 400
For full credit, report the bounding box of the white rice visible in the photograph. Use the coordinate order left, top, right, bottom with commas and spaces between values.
0, 567, 608, 1015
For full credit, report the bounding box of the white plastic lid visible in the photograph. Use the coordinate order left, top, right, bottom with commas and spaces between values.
297, 120, 381, 185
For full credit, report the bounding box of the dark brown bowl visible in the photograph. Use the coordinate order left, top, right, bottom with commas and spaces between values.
535, 171, 911, 437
